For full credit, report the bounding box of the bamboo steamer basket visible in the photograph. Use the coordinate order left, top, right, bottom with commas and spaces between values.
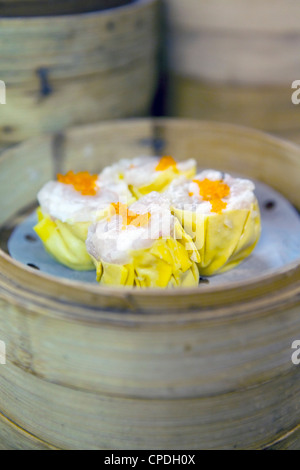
0, 0, 159, 146
0, 1, 133, 16
0, 119, 300, 450
165, 0, 300, 143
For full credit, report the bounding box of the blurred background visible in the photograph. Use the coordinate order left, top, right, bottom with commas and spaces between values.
0, 0, 300, 152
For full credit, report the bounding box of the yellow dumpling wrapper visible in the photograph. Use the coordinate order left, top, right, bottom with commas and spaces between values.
34, 207, 110, 271
172, 201, 261, 276
129, 163, 196, 199
91, 237, 199, 288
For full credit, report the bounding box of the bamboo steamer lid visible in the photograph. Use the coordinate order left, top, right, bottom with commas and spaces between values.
164, 0, 300, 142
0, 0, 159, 146
0, 0, 134, 16
0, 119, 299, 450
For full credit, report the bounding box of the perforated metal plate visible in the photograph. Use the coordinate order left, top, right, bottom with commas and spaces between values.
7, 181, 300, 287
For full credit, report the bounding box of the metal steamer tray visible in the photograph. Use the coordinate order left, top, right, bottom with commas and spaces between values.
7, 180, 300, 288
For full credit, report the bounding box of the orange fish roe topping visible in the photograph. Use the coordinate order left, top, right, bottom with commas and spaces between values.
209, 198, 228, 214
192, 178, 230, 214
155, 156, 178, 172
111, 202, 151, 229
57, 171, 99, 196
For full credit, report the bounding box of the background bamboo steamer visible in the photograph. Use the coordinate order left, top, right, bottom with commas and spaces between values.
164, 0, 300, 144
0, 119, 299, 450
0, 0, 133, 16
0, 0, 159, 147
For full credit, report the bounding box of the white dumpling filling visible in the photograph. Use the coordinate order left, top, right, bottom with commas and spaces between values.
37, 178, 131, 223
164, 170, 256, 214
86, 193, 175, 265
99, 156, 196, 188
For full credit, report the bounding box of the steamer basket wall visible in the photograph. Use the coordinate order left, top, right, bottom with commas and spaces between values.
0, 0, 159, 148
0, 119, 299, 450
164, 0, 300, 144
0, 0, 134, 16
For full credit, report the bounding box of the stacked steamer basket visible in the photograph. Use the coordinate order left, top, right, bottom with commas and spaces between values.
164, 0, 300, 144
0, 0, 159, 150
0, 119, 299, 450
0, 1, 134, 16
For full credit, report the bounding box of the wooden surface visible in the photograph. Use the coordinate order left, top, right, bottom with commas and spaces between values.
0, 0, 159, 145
0, 119, 299, 449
